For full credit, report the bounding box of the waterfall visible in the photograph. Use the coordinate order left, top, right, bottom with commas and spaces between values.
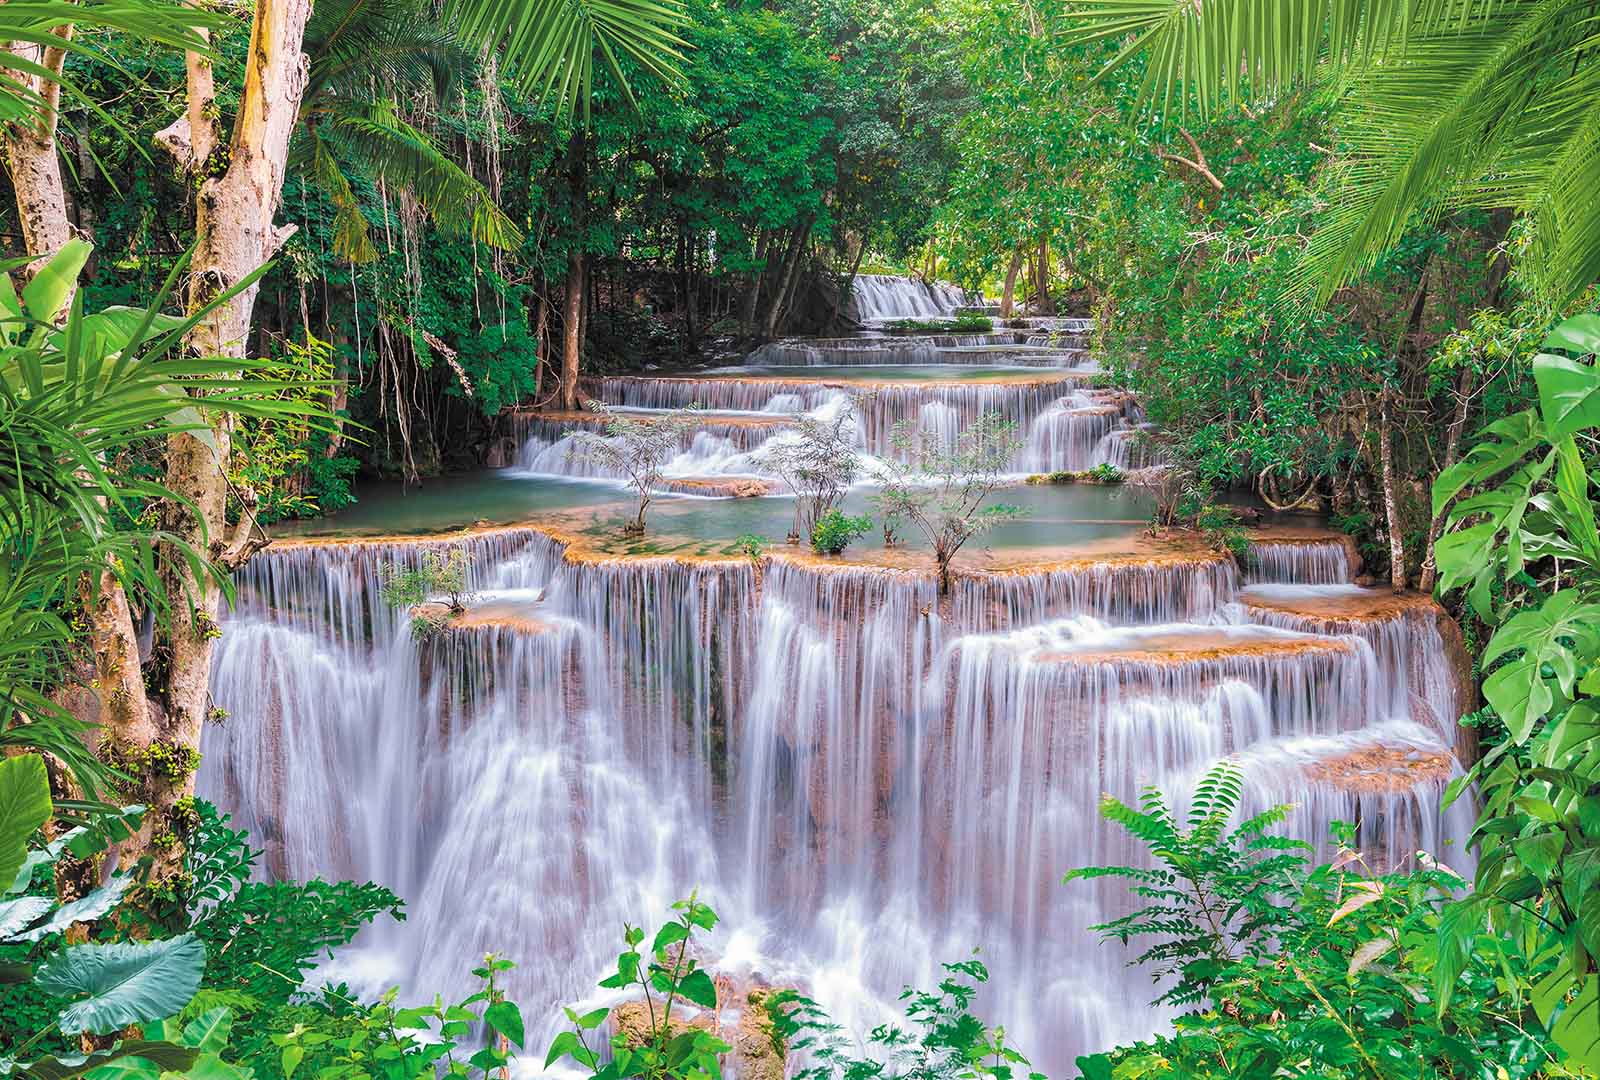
851, 274, 975, 322
202, 518, 1473, 1077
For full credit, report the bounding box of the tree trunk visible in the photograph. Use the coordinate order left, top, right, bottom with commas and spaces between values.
532, 288, 548, 403
133, 0, 312, 897
1417, 368, 1475, 594
1034, 235, 1054, 315
739, 231, 771, 335
562, 252, 584, 411
3, 25, 75, 294
1378, 387, 1407, 592
762, 218, 811, 339
999, 244, 1025, 318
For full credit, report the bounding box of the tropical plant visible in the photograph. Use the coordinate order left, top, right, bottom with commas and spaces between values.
0, 240, 324, 790
1431, 311, 1600, 1072
0, 754, 216, 1080
810, 509, 872, 556
577, 400, 701, 535
1067, 764, 1560, 1078
873, 411, 1026, 593
766, 959, 1041, 1080
755, 397, 866, 544
1064, 0, 1600, 305
544, 895, 730, 1080
294, 0, 520, 262
270, 957, 528, 1080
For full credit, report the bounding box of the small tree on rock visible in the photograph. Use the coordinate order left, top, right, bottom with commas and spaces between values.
874, 411, 1026, 593
756, 394, 866, 543
577, 400, 701, 535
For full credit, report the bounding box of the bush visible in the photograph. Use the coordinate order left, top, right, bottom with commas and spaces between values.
1087, 462, 1123, 483
810, 510, 872, 555
379, 548, 472, 613
1067, 766, 1556, 1079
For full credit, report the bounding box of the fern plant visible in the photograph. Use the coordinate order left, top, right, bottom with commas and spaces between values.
1064, 765, 1306, 1006
1069, 765, 1560, 1079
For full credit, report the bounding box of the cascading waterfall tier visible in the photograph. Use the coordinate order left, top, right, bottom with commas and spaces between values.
203, 518, 1475, 1077
851, 273, 974, 322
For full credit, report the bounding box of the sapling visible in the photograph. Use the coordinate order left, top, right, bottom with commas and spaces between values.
874, 411, 1026, 594
576, 400, 701, 535
756, 393, 867, 543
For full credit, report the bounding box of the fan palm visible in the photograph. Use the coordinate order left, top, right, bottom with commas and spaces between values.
296, 0, 520, 262
1063, 0, 1600, 305
1, 240, 326, 793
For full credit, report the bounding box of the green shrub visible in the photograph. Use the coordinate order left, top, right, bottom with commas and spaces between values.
379, 548, 472, 613
810, 510, 872, 555
732, 533, 768, 561
1087, 462, 1123, 483
1068, 766, 1557, 1079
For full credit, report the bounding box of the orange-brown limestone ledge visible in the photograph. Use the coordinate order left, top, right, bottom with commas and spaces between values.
1302, 742, 1456, 794
511, 408, 796, 430
265, 516, 1357, 582
1242, 586, 1439, 624
1036, 629, 1354, 667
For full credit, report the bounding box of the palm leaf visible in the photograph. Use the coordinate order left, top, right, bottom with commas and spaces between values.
444, 0, 688, 118
319, 101, 523, 251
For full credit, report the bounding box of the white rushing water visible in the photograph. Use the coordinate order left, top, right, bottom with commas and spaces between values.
202, 531, 1473, 1075
202, 323, 1472, 1077
852, 274, 975, 322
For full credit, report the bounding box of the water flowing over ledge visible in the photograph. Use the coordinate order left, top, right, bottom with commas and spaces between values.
202, 520, 1475, 1075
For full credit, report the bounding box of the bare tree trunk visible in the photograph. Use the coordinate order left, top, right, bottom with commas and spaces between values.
762, 218, 811, 339
4, 24, 75, 293
999, 244, 1024, 318
1417, 368, 1475, 594
135, 0, 312, 894
1378, 387, 1407, 592
739, 231, 771, 335
1034, 235, 1054, 315
562, 252, 584, 411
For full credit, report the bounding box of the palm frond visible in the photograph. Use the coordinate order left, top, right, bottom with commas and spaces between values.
443, 0, 688, 118
1060, 0, 1516, 119
304, 0, 467, 103
1284, 0, 1578, 303
0, 0, 221, 129
321, 101, 523, 251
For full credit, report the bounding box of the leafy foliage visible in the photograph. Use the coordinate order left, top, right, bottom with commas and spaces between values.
874, 411, 1026, 593
768, 958, 1042, 1080
578, 401, 703, 534
545, 895, 730, 1080
810, 510, 872, 556
1431, 312, 1600, 1072
1069, 765, 1559, 1078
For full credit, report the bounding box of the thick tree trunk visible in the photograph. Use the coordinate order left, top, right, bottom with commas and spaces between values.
1378, 387, 1407, 592
3, 25, 75, 294
999, 244, 1025, 318
562, 252, 584, 411
133, 0, 312, 896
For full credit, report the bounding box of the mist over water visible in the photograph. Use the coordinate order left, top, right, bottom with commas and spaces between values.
202, 277, 1474, 1076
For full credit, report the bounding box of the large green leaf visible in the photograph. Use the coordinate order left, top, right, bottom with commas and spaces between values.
1533, 351, 1600, 441
1544, 313, 1600, 356
1482, 592, 1600, 741
20, 239, 91, 325
34, 935, 207, 1036
14, 876, 132, 943
0, 1040, 197, 1080
0, 754, 51, 893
